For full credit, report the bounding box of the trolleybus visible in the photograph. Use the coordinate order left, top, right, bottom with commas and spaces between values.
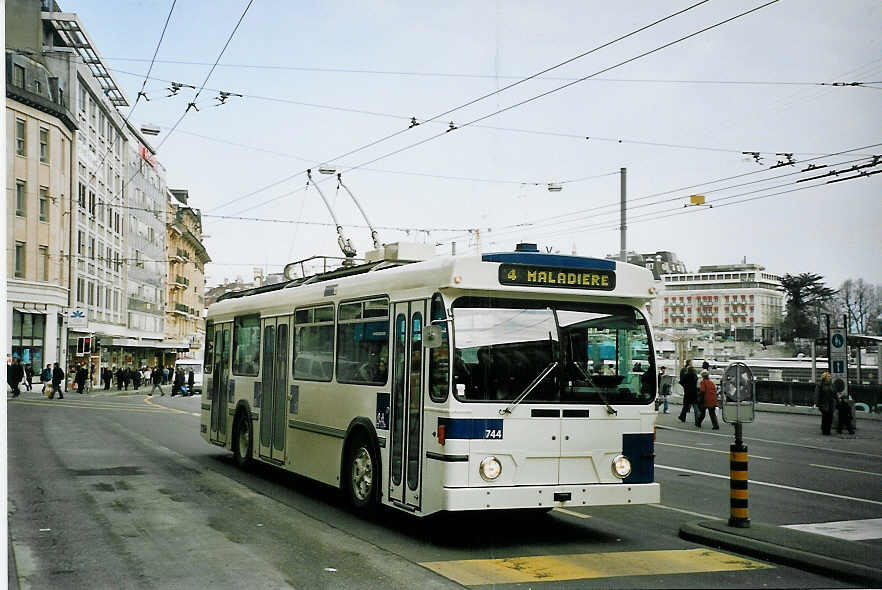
201, 242, 660, 516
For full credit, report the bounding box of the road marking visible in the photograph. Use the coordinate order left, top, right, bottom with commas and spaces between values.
782, 518, 882, 541
657, 464, 882, 506
657, 425, 881, 459
420, 549, 772, 585
142, 396, 194, 415
809, 463, 882, 477
646, 503, 721, 520
8, 399, 186, 415
552, 507, 592, 519
657, 442, 771, 460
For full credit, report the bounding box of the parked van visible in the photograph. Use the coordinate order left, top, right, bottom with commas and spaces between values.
173, 358, 203, 394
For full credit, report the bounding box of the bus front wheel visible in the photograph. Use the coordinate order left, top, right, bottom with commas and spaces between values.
233, 411, 253, 468
345, 434, 377, 513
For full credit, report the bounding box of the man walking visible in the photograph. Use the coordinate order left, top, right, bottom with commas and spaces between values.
187, 369, 195, 397
51, 362, 64, 399
24, 364, 34, 391
75, 363, 88, 394
150, 366, 164, 396
8, 358, 24, 398
678, 360, 699, 425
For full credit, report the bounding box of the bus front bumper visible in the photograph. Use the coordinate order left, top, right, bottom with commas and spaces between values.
440, 482, 660, 512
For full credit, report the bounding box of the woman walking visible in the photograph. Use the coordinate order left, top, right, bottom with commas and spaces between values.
697, 370, 720, 429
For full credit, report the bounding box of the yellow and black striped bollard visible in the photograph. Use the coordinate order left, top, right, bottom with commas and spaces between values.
728, 442, 750, 527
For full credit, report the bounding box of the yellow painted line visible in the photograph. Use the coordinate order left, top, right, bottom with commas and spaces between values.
552, 507, 591, 519
421, 549, 772, 586
142, 395, 193, 415
657, 442, 771, 460
809, 464, 882, 477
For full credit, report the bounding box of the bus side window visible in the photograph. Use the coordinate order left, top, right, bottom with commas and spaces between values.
428, 293, 449, 402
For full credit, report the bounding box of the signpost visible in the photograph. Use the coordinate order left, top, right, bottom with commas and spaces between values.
721, 362, 755, 528
828, 326, 848, 396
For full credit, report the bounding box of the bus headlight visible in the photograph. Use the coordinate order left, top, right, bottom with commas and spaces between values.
612, 455, 632, 479
479, 456, 502, 481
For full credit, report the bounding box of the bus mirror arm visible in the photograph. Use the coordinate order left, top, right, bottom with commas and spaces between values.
500, 362, 558, 416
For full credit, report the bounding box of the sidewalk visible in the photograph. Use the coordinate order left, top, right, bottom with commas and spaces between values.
680, 519, 882, 586
666, 393, 882, 421
8, 383, 182, 399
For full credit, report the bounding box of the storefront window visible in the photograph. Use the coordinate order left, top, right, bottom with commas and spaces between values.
11, 310, 45, 369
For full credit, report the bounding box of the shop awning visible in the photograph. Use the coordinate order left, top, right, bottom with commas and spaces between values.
108, 338, 186, 350
13, 307, 44, 315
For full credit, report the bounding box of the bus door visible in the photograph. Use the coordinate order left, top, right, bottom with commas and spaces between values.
210, 323, 232, 444
388, 301, 426, 509
259, 317, 289, 463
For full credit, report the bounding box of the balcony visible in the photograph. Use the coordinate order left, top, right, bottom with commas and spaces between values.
171, 247, 190, 263
171, 275, 189, 289
173, 302, 189, 316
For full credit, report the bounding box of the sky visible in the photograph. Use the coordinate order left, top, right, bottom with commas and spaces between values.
64, 0, 881, 289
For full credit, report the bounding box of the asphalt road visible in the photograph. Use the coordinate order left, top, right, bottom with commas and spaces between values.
7, 391, 881, 589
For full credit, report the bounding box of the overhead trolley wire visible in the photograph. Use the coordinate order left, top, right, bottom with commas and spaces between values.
154, 0, 255, 152
103, 56, 882, 88
204, 0, 715, 213
332, 0, 783, 181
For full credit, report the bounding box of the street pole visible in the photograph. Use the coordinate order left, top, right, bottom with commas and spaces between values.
619, 167, 627, 262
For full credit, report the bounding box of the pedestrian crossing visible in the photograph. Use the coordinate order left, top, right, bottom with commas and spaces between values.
782, 518, 882, 541
8, 395, 192, 415
420, 548, 773, 585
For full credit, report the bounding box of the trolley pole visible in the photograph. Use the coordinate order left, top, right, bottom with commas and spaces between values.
619, 167, 627, 262
728, 422, 750, 528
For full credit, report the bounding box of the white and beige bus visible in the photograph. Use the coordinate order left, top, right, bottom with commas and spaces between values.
201, 243, 660, 516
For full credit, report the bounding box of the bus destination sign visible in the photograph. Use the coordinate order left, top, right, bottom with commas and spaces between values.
498, 264, 616, 290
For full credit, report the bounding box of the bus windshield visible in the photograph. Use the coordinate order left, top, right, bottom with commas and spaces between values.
451, 296, 655, 405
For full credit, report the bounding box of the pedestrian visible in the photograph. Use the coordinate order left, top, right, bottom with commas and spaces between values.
701, 359, 710, 372
8, 358, 24, 398
815, 372, 836, 435
132, 367, 142, 390
163, 366, 169, 385
123, 366, 131, 390
51, 362, 64, 399
836, 392, 856, 435
102, 367, 110, 390
41, 364, 52, 395
150, 366, 165, 396
173, 368, 185, 396
24, 364, 34, 391
75, 363, 87, 394
656, 366, 670, 413
187, 369, 195, 396
115, 366, 123, 390
697, 370, 720, 429
678, 359, 700, 425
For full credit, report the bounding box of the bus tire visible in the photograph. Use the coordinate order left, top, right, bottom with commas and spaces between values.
344, 432, 378, 513
233, 411, 253, 469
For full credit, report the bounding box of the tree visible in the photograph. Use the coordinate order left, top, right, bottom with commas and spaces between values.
780, 273, 837, 340
837, 279, 882, 334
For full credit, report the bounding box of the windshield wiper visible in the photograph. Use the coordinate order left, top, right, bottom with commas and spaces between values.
571, 362, 618, 416
499, 362, 558, 416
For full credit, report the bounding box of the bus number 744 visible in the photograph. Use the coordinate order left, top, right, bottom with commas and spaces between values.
485, 429, 503, 439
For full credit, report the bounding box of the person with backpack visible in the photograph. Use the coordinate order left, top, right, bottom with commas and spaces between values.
41, 364, 52, 395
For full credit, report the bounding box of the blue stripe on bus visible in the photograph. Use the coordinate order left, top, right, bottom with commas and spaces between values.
438, 418, 504, 439
622, 433, 654, 484
481, 252, 616, 270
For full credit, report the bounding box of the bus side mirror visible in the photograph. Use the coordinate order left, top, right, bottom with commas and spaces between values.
424, 325, 444, 349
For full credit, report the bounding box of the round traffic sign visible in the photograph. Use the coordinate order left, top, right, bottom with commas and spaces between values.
831, 333, 844, 348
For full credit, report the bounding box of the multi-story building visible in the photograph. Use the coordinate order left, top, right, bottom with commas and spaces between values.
609, 250, 687, 280
165, 189, 210, 363
7, 1, 186, 380
655, 264, 784, 343
6, 47, 76, 371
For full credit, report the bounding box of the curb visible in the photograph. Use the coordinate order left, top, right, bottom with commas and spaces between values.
679, 520, 882, 586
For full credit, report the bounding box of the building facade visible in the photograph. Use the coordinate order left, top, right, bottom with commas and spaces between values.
165, 189, 210, 363
6, 48, 76, 371
655, 264, 784, 343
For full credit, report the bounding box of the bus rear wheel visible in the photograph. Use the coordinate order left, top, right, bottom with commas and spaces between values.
233, 412, 253, 469
345, 434, 377, 513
